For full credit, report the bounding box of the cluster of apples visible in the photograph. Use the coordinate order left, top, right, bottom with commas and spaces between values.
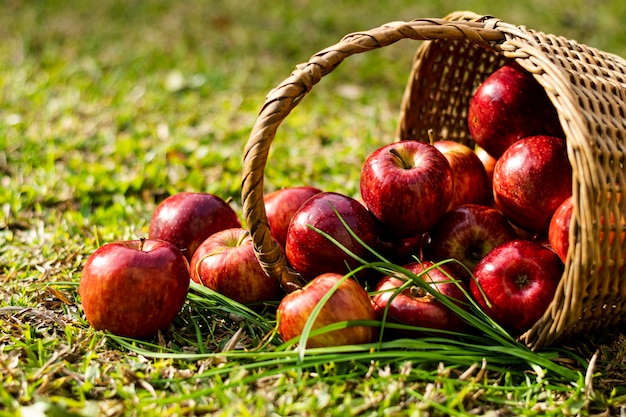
79, 61, 596, 346
78, 192, 248, 338
275, 61, 577, 346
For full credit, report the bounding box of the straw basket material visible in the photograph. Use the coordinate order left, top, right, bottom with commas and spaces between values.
241, 11, 626, 350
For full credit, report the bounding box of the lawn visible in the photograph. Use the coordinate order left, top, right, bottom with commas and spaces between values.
2, 0, 626, 415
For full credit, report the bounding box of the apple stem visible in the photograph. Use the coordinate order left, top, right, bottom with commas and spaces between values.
237, 231, 249, 247
389, 148, 411, 170
139, 237, 146, 251
427, 129, 435, 146
410, 286, 427, 298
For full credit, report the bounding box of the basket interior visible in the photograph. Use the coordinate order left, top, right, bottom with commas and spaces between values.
397, 39, 509, 145
396, 23, 626, 348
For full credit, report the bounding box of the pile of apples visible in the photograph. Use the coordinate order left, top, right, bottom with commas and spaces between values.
79, 62, 583, 346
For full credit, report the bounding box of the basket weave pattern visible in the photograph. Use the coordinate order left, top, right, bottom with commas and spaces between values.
242, 11, 626, 350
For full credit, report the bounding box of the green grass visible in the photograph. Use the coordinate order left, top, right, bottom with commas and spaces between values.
3, 0, 626, 415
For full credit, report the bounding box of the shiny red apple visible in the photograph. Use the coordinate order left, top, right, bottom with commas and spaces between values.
285, 191, 379, 281
493, 135, 572, 233
360, 141, 454, 238
148, 192, 241, 260
189, 228, 283, 304
264, 186, 322, 249
79, 239, 190, 338
467, 61, 564, 158
549, 194, 626, 268
433, 140, 491, 210
469, 239, 564, 335
277, 273, 378, 347
548, 195, 574, 262
371, 261, 469, 338
422, 204, 518, 282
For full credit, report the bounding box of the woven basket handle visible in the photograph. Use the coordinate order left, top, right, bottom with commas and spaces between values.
242, 16, 506, 292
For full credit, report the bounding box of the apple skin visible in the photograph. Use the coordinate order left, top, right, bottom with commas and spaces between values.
474, 145, 497, 189
376, 232, 423, 266
467, 61, 564, 159
79, 239, 190, 339
360, 141, 454, 238
548, 196, 573, 262
189, 228, 283, 304
148, 192, 241, 261
371, 261, 469, 338
549, 194, 626, 268
469, 239, 564, 336
277, 272, 379, 348
433, 140, 491, 210
493, 135, 572, 233
422, 204, 518, 282
285, 191, 380, 281
264, 186, 322, 249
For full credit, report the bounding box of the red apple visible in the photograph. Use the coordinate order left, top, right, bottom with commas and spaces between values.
474, 145, 497, 188
433, 140, 491, 210
493, 135, 572, 233
360, 141, 454, 238
371, 261, 469, 338
469, 239, 564, 335
79, 239, 190, 338
148, 192, 241, 260
264, 186, 322, 249
285, 191, 379, 281
422, 204, 518, 282
376, 232, 423, 266
190, 228, 283, 304
549, 194, 626, 266
277, 273, 378, 347
548, 195, 574, 262
467, 61, 564, 158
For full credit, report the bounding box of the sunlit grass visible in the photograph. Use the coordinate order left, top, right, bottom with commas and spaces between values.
3, 0, 626, 415
107, 278, 590, 415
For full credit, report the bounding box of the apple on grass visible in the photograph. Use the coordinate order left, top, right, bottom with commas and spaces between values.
264, 186, 322, 249
493, 135, 572, 234
467, 61, 564, 159
422, 204, 518, 282
277, 272, 378, 348
190, 228, 283, 304
360, 140, 454, 238
371, 261, 469, 338
285, 191, 380, 282
148, 192, 241, 261
433, 140, 491, 210
469, 239, 564, 336
79, 239, 190, 339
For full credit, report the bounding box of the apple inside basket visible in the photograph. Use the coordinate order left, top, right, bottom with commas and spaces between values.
242, 12, 626, 350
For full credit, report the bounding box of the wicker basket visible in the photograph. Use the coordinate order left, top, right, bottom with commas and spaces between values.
241, 11, 626, 350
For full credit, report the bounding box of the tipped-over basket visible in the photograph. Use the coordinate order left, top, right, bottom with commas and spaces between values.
241, 11, 626, 350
